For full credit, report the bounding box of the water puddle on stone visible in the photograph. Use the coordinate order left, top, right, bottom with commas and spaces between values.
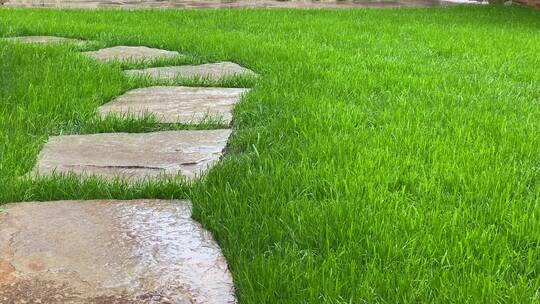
0, 199, 237, 303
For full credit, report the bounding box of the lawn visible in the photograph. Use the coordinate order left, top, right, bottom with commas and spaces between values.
1, 5, 540, 303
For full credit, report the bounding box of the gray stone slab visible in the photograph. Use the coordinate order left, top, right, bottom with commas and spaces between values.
2, 36, 84, 44
0, 199, 237, 304
83, 46, 182, 63
125, 62, 256, 81
34, 130, 231, 181
98, 86, 249, 124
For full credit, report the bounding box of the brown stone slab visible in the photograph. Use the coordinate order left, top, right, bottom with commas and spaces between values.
34, 130, 231, 181
3, 36, 84, 44
125, 62, 257, 81
98, 86, 249, 124
0, 199, 237, 303
82, 46, 182, 63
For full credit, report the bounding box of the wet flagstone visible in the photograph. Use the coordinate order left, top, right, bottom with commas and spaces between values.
125, 62, 256, 81
34, 130, 231, 181
98, 86, 249, 124
83, 46, 182, 63
3, 36, 84, 44
0, 199, 237, 304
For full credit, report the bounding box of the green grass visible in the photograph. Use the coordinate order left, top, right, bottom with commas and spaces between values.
1, 5, 540, 303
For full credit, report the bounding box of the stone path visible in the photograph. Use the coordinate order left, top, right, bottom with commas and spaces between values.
0, 199, 236, 303
1, 38, 257, 302
35, 130, 232, 181
83, 46, 183, 63
125, 62, 257, 81
3, 36, 84, 44
98, 86, 249, 124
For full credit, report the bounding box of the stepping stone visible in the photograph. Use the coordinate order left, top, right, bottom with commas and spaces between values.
125, 62, 256, 81
3, 36, 84, 44
82, 46, 182, 63
99, 86, 249, 124
0, 199, 237, 303
34, 130, 231, 181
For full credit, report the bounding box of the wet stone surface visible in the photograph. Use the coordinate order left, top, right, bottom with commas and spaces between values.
99, 86, 249, 124
125, 62, 256, 81
34, 130, 231, 181
0, 199, 237, 304
83, 46, 182, 63
2, 36, 84, 44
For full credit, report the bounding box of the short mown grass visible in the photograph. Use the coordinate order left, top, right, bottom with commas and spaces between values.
1, 6, 539, 303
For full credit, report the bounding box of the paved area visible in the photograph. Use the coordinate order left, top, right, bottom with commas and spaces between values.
0, 199, 237, 304
125, 62, 257, 81
98, 86, 249, 124
34, 130, 232, 181
2, 0, 464, 8
2, 36, 84, 44
83, 46, 183, 63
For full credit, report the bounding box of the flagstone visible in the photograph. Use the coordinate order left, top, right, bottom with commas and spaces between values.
98, 86, 249, 124
83, 46, 182, 63
3, 36, 84, 44
34, 130, 231, 181
125, 62, 256, 81
0, 199, 237, 304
